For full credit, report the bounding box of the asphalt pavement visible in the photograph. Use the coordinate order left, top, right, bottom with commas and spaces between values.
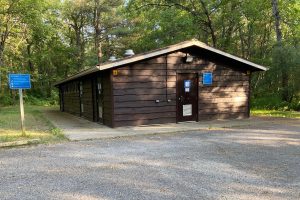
0, 118, 299, 200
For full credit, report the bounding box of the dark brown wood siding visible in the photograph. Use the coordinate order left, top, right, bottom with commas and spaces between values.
59, 48, 250, 128
197, 67, 249, 120
112, 58, 176, 127
102, 70, 113, 127
168, 52, 249, 120
112, 50, 250, 127
58, 72, 113, 126
61, 81, 80, 116
81, 77, 94, 121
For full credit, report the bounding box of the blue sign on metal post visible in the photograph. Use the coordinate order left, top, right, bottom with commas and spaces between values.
203, 72, 213, 85
9, 74, 31, 89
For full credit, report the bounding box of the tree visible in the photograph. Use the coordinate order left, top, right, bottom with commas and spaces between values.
88, 0, 124, 63
271, 0, 288, 101
63, 0, 90, 71
0, 0, 299, 107
270, 0, 300, 102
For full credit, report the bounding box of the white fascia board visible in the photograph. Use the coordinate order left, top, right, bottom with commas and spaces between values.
193, 41, 268, 71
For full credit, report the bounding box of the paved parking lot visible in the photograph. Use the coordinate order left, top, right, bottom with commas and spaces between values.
0, 118, 299, 200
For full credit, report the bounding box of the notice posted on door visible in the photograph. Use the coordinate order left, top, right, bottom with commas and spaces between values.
183, 104, 192, 116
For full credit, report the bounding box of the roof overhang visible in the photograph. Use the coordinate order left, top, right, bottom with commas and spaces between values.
54, 39, 267, 86
54, 66, 100, 86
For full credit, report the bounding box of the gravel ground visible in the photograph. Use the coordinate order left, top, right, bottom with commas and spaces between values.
0, 118, 299, 200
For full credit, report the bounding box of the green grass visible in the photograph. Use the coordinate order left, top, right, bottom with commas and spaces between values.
0, 105, 67, 144
250, 95, 300, 118
251, 109, 300, 118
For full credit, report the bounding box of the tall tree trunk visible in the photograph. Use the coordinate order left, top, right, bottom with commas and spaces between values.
271, 0, 282, 43
0, 47, 3, 97
93, 0, 103, 64
199, 0, 217, 47
238, 27, 246, 58
75, 25, 83, 70
26, 41, 34, 89
271, 0, 288, 101
71, 16, 85, 71
0, 34, 7, 67
0, 48, 3, 67
26, 42, 34, 72
0, 37, 6, 96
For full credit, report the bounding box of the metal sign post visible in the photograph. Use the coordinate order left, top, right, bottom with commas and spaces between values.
9, 74, 31, 136
19, 89, 25, 136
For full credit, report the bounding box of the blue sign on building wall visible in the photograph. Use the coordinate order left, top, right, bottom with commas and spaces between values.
203, 72, 213, 85
9, 74, 31, 89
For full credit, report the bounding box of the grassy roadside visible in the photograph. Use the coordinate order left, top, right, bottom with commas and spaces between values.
251, 109, 300, 118
0, 105, 67, 144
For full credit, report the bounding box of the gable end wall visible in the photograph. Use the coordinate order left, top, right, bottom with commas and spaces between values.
111, 51, 250, 127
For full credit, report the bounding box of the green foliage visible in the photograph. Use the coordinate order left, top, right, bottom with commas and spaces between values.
51, 128, 66, 140
24, 95, 58, 106
0, 92, 58, 107
125, 2, 197, 52
0, 95, 15, 106
273, 44, 299, 93
251, 43, 300, 104
0, 0, 299, 110
251, 95, 300, 111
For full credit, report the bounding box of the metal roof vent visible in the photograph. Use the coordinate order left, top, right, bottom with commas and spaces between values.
124, 49, 135, 57
108, 56, 117, 62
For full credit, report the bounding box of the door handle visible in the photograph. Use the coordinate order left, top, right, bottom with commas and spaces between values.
179, 96, 184, 102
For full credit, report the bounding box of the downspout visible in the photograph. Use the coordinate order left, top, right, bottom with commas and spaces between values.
165, 54, 168, 101
248, 71, 251, 118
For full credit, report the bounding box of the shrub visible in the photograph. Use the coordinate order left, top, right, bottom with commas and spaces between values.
0, 95, 15, 106
251, 95, 300, 111
23, 95, 58, 106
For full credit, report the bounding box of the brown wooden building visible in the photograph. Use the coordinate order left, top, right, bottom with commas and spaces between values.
54, 40, 267, 127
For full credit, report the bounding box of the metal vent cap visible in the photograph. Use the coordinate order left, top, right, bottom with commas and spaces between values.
124, 49, 135, 57
108, 56, 117, 61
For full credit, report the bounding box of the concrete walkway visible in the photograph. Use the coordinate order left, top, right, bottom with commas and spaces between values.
44, 109, 269, 141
